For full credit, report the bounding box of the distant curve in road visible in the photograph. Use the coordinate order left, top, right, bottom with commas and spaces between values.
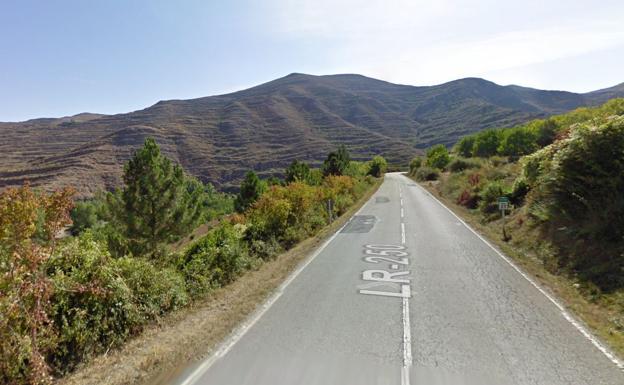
175, 173, 624, 385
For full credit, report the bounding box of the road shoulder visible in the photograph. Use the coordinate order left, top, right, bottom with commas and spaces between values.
57, 179, 382, 385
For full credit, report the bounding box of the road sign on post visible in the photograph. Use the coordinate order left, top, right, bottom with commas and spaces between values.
498, 196, 509, 212
498, 196, 510, 241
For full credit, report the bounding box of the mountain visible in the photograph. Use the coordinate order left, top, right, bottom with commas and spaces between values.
1, 73, 623, 196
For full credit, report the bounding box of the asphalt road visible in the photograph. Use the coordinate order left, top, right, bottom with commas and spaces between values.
177, 173, 624, 385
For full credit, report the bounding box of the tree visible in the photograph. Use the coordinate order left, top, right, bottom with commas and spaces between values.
367, 156, 387, 177
69, 196, 106, 235
285, 160, 311, 183
498, 127, 538, 157
108, 138, 202, 257
454, 135, 476, 157
322, 145, 350, 176
534, 119, 558, 147
234, 171, 267, 213
472, 129, 501, 157
425, 144, 450, 169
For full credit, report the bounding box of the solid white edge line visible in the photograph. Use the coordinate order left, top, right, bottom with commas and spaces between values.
407, 174, 624, 371
179, 186, 375, 385
402, 296, 413, 375
399, 179, 412, 385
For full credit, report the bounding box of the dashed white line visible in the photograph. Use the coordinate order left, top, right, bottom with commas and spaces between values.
400, 207, 404, 219
408, 175, 624, 371
401, 222, 406, 245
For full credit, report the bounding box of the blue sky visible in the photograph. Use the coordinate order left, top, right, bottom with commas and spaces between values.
1, 0, 623, 121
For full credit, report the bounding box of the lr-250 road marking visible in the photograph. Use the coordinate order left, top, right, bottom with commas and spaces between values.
358, 244, 411, 299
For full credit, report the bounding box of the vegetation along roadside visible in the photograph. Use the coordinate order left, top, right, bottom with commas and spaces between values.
0, 138, 386, 385
408, 98, 624, 358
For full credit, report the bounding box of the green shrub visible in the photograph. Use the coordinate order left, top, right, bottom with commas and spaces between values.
182, 222, 250, 297
478, 181, 506, 215
344, 161, 369, 179
69, 199, 104, 235
425, 144, 450, 169
46, 233, 140, 374
454, 135, 476, 157
409, 156, 423, 175
473, 129, 501, 157
367, 156, 387, 177
234, 171, 267, 213
285, 160, 311, 184
498, 127, 538, 157
509, 177, 529, 205
114, 258, 188, 319
414, 166, 439, 181
447, 157, 480, 173
535, 116, 624, 289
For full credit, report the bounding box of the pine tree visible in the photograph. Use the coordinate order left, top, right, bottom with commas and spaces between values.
234, 171, 267, 213
285, 160, 311, 183
109, 138, 202, 257
322, 145, 351, 176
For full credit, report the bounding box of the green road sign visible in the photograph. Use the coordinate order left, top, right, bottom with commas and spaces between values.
498, 196, 509, 211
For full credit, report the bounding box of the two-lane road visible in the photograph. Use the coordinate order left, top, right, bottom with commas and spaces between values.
177, 173, 624, 385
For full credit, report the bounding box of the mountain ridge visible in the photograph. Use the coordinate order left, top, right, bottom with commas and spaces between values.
1, 73, 623, 196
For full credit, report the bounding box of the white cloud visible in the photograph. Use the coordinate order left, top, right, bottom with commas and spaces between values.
263, 0, 624, 89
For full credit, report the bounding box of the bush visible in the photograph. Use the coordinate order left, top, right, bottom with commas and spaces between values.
70, 199, 104, 235
447, 157, 480, 173
473, 129, 501, 157
478, 181, 506, 214
0, 185, 74, 383
344, 161, 369, 179
115, 257, 188, 319
414, 166, 439, 181
457, 189, 479, 209
367, 156, 387, 177
454, 136, 476, 157
497, 127, 538, 157
425, 144, 450, 169
285, 160, 311, 184
409, 156, 423, 175
182, 222, 250, 297
534, 116, 624, 289
322, 145, 350, 176
509, 177, 529, 205
46, 233, 140, 374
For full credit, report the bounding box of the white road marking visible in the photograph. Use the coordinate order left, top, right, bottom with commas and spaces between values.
402, 295, 413, 384
408, 175, 624, 371
179, 198, 372, 385
399, 185, 412, 384
401, 222, 406, 245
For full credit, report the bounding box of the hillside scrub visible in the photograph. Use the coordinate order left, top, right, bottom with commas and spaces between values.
415, 98, 624, 351
0, 138, 382, 384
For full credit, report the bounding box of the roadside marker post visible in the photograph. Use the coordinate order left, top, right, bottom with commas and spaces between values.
498, 196, 510, 241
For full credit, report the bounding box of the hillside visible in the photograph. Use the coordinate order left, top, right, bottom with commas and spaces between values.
1, 73, 623, 196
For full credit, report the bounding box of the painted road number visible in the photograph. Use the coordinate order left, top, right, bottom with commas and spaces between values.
358, 244, 411, 298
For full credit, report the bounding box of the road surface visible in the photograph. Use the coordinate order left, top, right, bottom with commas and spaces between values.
176, 173, 624, 385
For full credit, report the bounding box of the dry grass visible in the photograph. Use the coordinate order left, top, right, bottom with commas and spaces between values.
57, 179, 382, 385
416, 177, 624, 359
